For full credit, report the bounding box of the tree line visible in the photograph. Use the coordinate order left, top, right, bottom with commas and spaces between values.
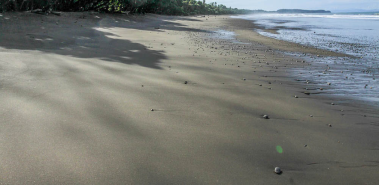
0, 0, 253, 15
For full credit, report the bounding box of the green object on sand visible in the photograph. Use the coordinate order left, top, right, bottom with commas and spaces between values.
276, 146, 283, 153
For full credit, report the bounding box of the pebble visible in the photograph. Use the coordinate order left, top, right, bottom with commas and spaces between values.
328, 124, 332, 127
263, 115, 269, 119
184, 81, 188, 84
294, 95, 298, 98
274, 167, 282, 174
151, 109, 154, 111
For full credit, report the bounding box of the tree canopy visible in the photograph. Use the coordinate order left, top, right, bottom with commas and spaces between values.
0, 0, 253, 15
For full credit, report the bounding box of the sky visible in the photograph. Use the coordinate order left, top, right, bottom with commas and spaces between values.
212, 0, 379, 11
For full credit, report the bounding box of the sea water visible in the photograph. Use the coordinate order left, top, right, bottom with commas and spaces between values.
233, 13, 379, 106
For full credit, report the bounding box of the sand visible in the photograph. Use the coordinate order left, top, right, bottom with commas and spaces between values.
0, 12, 378, 184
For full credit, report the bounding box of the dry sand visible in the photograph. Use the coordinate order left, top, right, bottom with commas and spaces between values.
0, 12, 378, 184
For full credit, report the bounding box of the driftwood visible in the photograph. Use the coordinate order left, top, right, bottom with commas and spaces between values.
31, 9, 61, 16
121, 11, 130, 15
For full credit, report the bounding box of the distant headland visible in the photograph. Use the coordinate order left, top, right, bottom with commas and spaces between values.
277, 9, 331, 13
251, 9, 332, 14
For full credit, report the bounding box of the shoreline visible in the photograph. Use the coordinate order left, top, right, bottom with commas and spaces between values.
223, 17, 353, 58
221, 16, 378, 108
0, 12, 378, 184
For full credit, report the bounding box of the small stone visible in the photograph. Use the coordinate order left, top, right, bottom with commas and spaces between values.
243, 78, 246, 81
327, 82, 331, 85
294, 95, 298, 98
304, 144, 307, 147
328, 124, 332, 127
331, 103, 334, 105
184, 81, 188, 84
151, 109, 154, 111
310, 115, 313, 117
274, 167, 282, 174
263, 115, 269, 119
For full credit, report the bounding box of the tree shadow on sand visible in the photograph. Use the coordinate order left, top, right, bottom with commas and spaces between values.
0, 13, 209, 69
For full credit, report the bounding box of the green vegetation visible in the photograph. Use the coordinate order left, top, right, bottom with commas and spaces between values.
0, 0, 253, 15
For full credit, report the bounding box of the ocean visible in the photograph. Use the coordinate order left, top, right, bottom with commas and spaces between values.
233, 13, 379, 106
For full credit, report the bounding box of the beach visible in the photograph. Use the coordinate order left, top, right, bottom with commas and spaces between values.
0, 12, 378, 184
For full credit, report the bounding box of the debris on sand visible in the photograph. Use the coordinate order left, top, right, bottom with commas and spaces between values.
274, 167, 282, 174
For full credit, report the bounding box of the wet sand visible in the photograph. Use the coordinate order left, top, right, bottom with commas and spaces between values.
0, 12, 378, 184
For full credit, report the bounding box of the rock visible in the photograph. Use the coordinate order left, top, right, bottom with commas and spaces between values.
310, 115, 313, 117
294, 95, 298, 98
304, 144, 308, 147
151, 109, 154, 111
184, 81, 188, 84
328, 124, 332, 127
331, 103, 335, 105
274, 167, 282, 174
263, 115, 269, 119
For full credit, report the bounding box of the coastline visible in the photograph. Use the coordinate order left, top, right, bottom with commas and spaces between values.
223, 16, 378, 108
0, 12, 378, 184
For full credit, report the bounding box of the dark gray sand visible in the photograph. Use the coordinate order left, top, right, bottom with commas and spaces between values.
0, 12, 378, 184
